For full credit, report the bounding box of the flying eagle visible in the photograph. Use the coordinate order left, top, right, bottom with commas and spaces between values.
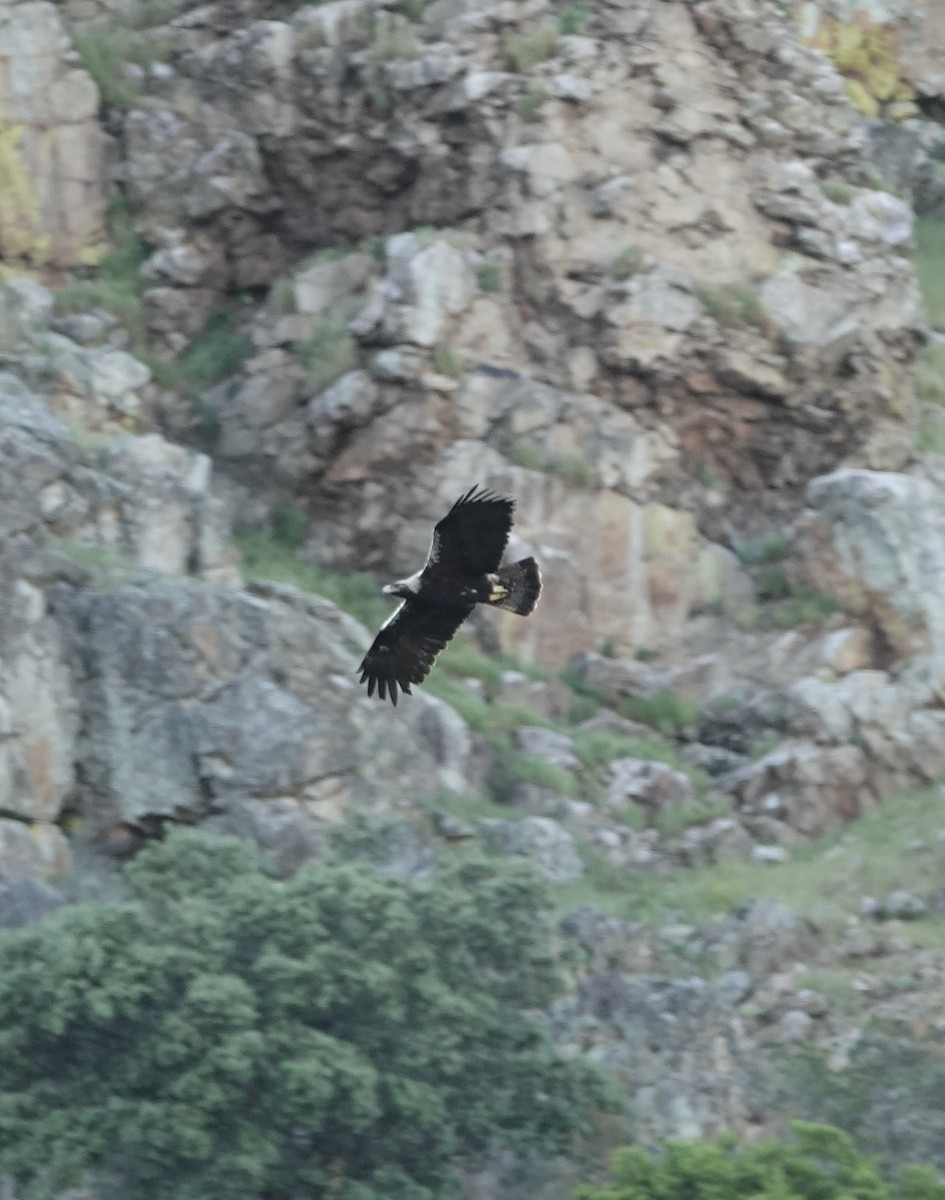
358, 487, 542, 704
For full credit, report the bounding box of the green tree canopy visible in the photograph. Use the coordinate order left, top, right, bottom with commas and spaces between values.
574, 1122, 945, 1200
0, 830, 610, 1200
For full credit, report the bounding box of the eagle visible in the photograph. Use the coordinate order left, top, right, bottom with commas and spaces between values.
358, 486, 542, 704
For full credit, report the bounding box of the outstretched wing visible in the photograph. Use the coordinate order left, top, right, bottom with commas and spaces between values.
426, 486, 514, 578
358, 597, 473, 705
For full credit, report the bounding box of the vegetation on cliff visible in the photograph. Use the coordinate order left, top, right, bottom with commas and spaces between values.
0, 830, 611, 1200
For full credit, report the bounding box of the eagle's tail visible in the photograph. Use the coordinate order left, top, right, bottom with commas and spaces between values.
486, 557, 542, 616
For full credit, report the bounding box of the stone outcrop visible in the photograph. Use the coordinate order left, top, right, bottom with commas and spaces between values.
71, 0, 925, 676
54, 576, 478, 835
0, 336, 476, 875
0, 1, 107, 265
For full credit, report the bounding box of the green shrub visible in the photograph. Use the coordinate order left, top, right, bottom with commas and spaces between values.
517, 82, 548, 120
54, 195, 148, 341
554, 449, 595, 488
696, 282, 767, 330
733, 531, 791, 566
616, 692, 700, 736
0, 830, 611, 1200
143, 309, 248, 391
431, 345, 463, 378
914, 218, 945, 331
294, 309, 359, 392
755, 563, 791, 601
126, 0, 183, 26
476, 259, 502, 292
557, 5, 590, 34
72, 25, 162, 108
505, 25, 559, 70
610, 246, 644, 280
236, 531, 388, 631
572, 729, 699, 782
820, 180, 854, 205
176, 309, 248, 385
915, 340, 945, 407
399, 0, 435, 17
505, 442, 594, 487
271, 504, 308, 550
766, 591, 840, 628
507, 441, 550, 472
574, 1121, 945, 1200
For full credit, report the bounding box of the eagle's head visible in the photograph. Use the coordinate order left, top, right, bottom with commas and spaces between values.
382, 577, 419, 599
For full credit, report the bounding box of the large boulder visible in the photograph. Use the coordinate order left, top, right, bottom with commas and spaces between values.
793, 469, 945, 695
52, 577, 480, 833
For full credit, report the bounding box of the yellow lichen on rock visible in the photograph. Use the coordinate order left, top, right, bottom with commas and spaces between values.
808, 17, 915, 119
0, 108, 50, 265
844, 78, 880, 118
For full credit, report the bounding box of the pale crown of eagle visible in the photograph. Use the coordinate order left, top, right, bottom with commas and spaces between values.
358, 487, 542, 704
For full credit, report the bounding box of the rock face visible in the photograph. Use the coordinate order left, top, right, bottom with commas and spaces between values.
58, 0, 923, 674
55, 577, 478, 832
0, 329, 477, 874
0, 1, 107, 265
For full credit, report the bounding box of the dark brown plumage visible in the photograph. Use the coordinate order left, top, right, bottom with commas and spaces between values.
358, 487, 542, 704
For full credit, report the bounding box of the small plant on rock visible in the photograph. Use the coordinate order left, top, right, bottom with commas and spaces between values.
557, 5, 591, 35
610, 245, 644, 280
517, 82, 548, 121
505, 24, 559, 71
476, 259, 502, 293
294, 308, 359, 393
696, 282, 767, 331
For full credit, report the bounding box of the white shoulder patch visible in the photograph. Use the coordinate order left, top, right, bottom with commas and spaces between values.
380, 601, 406, 631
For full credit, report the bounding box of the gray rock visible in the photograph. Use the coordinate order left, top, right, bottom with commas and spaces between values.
878, 889, 928, 921
733, 899, 814, 974
607, 757, 694, 811
0, 875, 66, 929
293, 253, 375, 318
776, 1009, 813, 1042
514, 725, 580, 770
0, 819, 71, 878
477, 815, 583, 882
716, 969, 753, 1005
53, 577, 480, 831
750, 844, 790, 865
0, 278, 54, 351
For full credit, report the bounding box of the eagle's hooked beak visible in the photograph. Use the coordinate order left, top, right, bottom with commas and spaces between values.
382, 583, 396, 596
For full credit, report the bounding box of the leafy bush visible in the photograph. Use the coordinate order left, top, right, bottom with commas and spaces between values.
175, 309, 249, 385
0, 830, 611, 1200
574, 1122, 945, 1200
72, 25, 165, 108
271, 503, 308, 550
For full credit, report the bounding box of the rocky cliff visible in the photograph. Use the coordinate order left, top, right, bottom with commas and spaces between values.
3, 0, 945, 1179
